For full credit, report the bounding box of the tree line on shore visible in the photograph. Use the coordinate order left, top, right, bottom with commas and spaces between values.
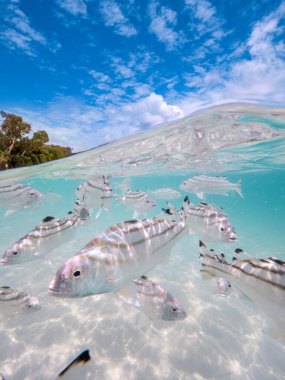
0, 111, 72, 170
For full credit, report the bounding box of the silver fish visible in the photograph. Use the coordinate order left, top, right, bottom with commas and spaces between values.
179, 175, 243, 200
0, 286, 40, 311
0, 183, 43, 213
147, 188, 181, 200
76, 176, 113, 218
120, 189, 156, 217
1, 202, 88, 265
163, 197, 237, 243
117, 275, 187, 321
57, 349, 91, 379
48, 217, 186, 298
217, 277, 231, 296
199, 241, 285, 323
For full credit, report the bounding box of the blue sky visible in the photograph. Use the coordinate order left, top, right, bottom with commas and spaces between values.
0, 0, 285, 151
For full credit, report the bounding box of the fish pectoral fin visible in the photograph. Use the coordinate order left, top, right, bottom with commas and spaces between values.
196, 192, 204, 200
132, 211, 139, 219
4, 209, 16, 218
116, 281, 140, 306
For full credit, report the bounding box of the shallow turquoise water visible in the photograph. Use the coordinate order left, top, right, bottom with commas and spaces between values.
1, 103, 285, 379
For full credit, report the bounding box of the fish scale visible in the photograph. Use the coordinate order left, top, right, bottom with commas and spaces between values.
48, 217, 186, 297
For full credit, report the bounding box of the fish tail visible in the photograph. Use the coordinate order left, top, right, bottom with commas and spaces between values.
161, 196, 190, 222
199, 241, 229, 277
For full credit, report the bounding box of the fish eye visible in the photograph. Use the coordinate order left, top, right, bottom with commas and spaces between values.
220, 227, 225, 232
12, 251, 18, 256
172, 307, 178, 312
73, 270, 81, 278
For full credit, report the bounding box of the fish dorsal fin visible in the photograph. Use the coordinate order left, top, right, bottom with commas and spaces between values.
268, 257, 285, 266
42, 216, 56, 223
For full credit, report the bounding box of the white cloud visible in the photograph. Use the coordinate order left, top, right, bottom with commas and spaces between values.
148, 1, 185, 50
9, 93, 183, 152
179, 2, 285, 112
0, 1, 59, 56
89, 70, 110, 82
56, 0, 88, 16
100, 0, 137, 37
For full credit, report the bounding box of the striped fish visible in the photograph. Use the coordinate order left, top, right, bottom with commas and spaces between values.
48, 217, 186, 298
147, 188, 181, 200
163, 197, 237, 242
0, 183, 43, 213
117, 275, 187, 321
0, 286, 40, 311
1, 201, 89, 265
217, 277, 231, 296
120, 189, 156, 217
179, 175, 243, 200
76, 176, 113, 218
199, 241, 285, 323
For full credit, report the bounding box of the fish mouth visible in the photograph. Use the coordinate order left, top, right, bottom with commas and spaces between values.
0, 258, 8, 264
228, 237, 237, 242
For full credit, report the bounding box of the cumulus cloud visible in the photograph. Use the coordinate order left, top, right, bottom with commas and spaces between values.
99, 0, 137, 37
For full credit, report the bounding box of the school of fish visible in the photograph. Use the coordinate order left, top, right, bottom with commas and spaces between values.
1, 173, 285, 378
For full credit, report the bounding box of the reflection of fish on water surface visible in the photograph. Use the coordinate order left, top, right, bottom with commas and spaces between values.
0, 182, 43, 216
1, 200, 89, 264
199, 241, 285, 332
116, 275, 187, 321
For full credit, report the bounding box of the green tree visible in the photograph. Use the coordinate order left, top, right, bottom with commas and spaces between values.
0, 111, 72, 170
32, 130, 49, 145
0, 111, 31, 154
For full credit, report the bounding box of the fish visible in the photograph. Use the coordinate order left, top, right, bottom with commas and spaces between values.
163, 197, 237, 243
179, 175, 243, 200
56, 349, 91, 379
1, 201, 89, 265
76, 176, 113, 218
116, 275, 187, 321
0, 182, 43, 215
0, 286, 40, 311
120, 189, 156, 217
217, 277, 231, 296
147, 188, 181, 200
199, 241, 285, 325
48, 217, 187, 298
